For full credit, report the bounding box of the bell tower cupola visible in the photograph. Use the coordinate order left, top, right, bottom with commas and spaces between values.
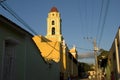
46, 7, 63, 42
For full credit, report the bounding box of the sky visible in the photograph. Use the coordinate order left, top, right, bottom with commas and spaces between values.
0, 0, 120, 64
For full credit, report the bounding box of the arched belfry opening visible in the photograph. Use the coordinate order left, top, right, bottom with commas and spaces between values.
52, 27, 55, 35
52, 20, 55, 25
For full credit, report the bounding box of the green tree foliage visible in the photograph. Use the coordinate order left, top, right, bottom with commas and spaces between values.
78, 62, 95, 78
97, 49, 109, 68
78, 62, 94, 72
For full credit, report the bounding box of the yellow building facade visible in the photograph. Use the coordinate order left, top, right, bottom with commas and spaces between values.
32, 7, 78, 80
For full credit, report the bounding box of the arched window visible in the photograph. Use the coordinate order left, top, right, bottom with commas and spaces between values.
52, 20, 55, 25
52, 27, 55, 35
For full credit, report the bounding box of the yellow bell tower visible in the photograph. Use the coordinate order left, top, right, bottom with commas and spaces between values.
32, 7, 64, 62
46, 7, 63, 42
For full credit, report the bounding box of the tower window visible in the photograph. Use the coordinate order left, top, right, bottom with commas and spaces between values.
52, 20, 55, 25
52, 27, 55, 35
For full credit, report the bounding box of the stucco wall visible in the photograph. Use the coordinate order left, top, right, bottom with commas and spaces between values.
0, 22, 27, 80
25, 37, 60, 80
0, 19, 60, 80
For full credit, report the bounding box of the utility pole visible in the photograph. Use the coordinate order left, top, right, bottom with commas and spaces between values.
84, 37, 99, 79
93, 39, 99, 80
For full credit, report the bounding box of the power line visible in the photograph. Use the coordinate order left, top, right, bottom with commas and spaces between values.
0, 1, 61, 57
0, 0, 6, 2
0, 2, 37, 35
96, 0, 104, 40
77, 0, 84, 36
98, 0, 110, 47
89, 0, 94, 37
68, 44, 93, 51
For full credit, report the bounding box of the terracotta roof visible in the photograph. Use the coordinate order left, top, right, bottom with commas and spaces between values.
50, 7, 59, 12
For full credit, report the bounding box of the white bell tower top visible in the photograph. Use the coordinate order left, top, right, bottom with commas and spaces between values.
46, 7, 63, 42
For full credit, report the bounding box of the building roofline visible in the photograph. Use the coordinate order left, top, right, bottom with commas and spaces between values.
109, 27, 120, 54
0, 14, 33, 36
